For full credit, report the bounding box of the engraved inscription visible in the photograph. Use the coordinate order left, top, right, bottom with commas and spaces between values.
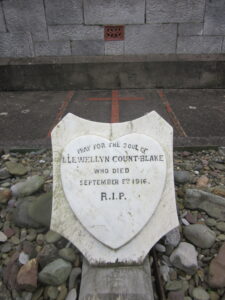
60, 133, 167, 249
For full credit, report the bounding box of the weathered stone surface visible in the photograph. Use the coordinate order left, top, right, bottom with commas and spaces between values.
183, 224, 216, 249
49, 25, 103, 41
213, 186, 225, 198
58, 248, 76, 262
170, 242, 198, 275
196, 175, 209, 188
66, 288, 77, 300
0, 188, 11, 204
0, 231, 7, 242
105, 41, 124, 55
13, 193, 51, 228
178, 23, 203, 36
174, 170, 193, 184
71, 40, 104, 56
0, 7, 6, 32
216, 222, 225, 232
51, 112, 178, 265
5, 161, 27, 176
68, 268, 81, 290
45, 0, 83, 25
13, 196, 40, 228
0, 281, 11, 300
185, 189, 225, 220
164, 227, 181, 247
79, 258, 154, 300
146, 0, 205, 23
37, 244, 58, 268
11, 175, 44, 197
35, 41, 71, 57
28, 193, 52, 227
208, 243, 225, 288
177, 36, 223, 54
84, 0, 145, 25
38, 259, 72, 286
3, 252, 20, 290
0, 168, 10, 180
204, 0, 225, 35
168, 290, 184, 300
45, 230, 61, 243
3, 0, 47, 41
17, 259, 38, 292
192, 287, 210, 300
125, 24, 177, 55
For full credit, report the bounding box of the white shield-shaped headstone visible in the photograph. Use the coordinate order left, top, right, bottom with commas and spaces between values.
51, 112, 179, 265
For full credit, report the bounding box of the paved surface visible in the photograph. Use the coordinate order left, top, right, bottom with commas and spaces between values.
0, 89, 224, 149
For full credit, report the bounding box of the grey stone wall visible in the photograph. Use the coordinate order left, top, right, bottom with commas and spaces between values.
0, 0, 225, 57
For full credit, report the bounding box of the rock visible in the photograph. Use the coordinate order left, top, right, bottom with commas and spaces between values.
168, 290, 184, 300
208, 243, 225, 288
21, 291, 33, 300
66, 289, 77, 300
159, 264, 170, 282
68, 268, 81, 290
57, 284, 67, 300
0, 188, 11, 204
170, 242, 198, 275
196, 175, 209, 187
19, 252, 29, 265
3, 251, 20, 290
11, 175, 44, 197
164, 227, 181, 247
183, 224, 216, 249
17, 259, 38, 292
45, 230, 61, 243
28, 193, 52, 227
37, 244, 58, 268
205, 218, 216, 227
0, 231, 7, 242
216, 222, 225, 232
13, 193, 51, 228
209, 161, 225, 171
5, 161, 27, 176
46, 286, 58, 299
13, 196, 43, 228
31, 287, 44, 300
209, 291, 220, 300
192, 287, 209, 300
185, 189, 225, 220
22, 241, 37, 259
155, 243, 166, 253
58, 248, 77, 262
1, 243, 12, 253
0, 168, 10, 180
0, 281, 12, 300
165, 280, 183, 291
185, 212, 197, 224
174, 170, 193, 184
213, 186, 225, 198
38, 259, 72, 286
3, 227, 15, 238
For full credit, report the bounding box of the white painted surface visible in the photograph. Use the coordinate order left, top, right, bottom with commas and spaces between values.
51, 111, 179, 265
61, 134, 166, 249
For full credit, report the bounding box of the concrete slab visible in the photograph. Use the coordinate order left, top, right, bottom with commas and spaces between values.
0, 91, 68, 143
0, 89, 224, 149
165, 89, 225, 137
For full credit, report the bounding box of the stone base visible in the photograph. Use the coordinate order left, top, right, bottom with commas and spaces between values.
79, 258, 154, 300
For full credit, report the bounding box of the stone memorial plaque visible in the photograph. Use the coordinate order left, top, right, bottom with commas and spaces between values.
61, 134, 166, 249
51, 112, 179, 265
